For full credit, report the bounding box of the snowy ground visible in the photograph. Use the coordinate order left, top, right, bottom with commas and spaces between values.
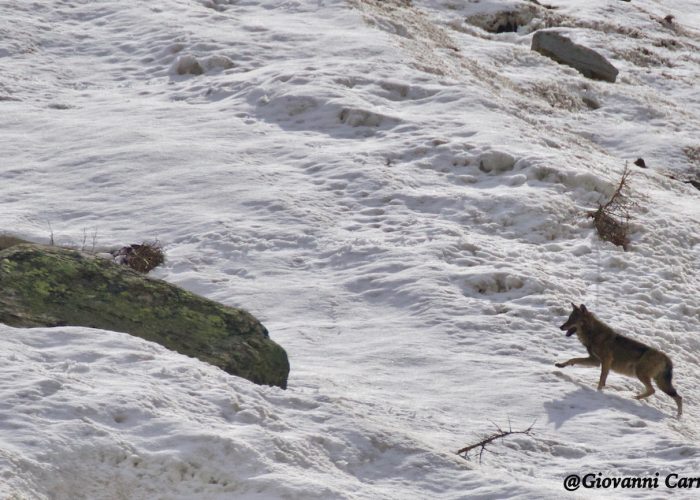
1, 0, 699, 498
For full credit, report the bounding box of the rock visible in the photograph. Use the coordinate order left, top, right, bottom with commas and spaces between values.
634, 158, 647, 168
531, 30, 619, 83
172, 55, 204, 76
684, 179, 700, 191
0, 244, 289, 388
478, 150, 516, 173
0, 234, 32, 251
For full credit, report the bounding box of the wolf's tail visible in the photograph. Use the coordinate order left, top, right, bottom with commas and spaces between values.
656, 360, 683, 418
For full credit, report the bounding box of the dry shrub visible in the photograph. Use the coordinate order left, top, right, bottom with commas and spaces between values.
588, 166, 634, 250
112, 241, 165, 273
589, 208, 630, 250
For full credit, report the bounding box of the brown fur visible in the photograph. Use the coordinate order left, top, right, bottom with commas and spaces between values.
555, 303, 682, 418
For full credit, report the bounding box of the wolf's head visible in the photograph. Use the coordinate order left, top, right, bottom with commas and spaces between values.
560, 303, 589, 337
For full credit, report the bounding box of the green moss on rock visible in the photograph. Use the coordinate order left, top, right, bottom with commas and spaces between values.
0, 234, 32, 251
0, 244, 289, 388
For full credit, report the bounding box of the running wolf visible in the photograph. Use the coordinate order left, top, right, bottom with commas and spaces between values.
555, 303, 682, 418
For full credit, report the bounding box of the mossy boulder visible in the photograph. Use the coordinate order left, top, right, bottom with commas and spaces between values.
0, 234, 32, 251
0, 244, 289, 388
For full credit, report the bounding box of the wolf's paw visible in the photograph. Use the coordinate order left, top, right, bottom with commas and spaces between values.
555, 362, 567, 368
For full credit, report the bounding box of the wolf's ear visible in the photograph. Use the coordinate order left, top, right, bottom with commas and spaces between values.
571, 302, 578, 310
580, 304, 588, 313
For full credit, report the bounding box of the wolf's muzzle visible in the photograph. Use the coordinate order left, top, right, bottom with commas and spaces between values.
560, 323, 576, 336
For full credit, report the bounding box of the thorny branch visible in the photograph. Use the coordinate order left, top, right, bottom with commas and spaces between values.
456, 419, 536, 463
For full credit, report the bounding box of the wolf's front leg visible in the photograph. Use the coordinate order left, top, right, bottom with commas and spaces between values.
598, 357, 612, 391
555, 356, 601, 368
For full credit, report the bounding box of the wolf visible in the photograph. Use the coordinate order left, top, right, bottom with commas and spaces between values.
555, 303, 682, 418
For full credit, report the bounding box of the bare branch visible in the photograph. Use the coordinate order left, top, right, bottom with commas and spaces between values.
600, 164, 632, 212
456, 420, 536, 463
91, 229, 98, 254
47, 221, 55, 246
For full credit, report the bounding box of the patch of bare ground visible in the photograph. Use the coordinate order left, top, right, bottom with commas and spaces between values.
348, 0, 460, 78
462, 4, 567, 36
612, 47, 673, 68
349, 0, 534, 99
683, 146, 700, 167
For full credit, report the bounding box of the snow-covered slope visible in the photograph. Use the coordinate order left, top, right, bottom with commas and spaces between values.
1, 0, 698, 498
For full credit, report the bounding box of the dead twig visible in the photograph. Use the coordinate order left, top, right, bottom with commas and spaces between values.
47, 221, 55, 246
91, 229, 98, 253
456, 419, 536, 463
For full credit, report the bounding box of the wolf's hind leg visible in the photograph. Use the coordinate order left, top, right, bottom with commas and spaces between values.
655, 367, 683, 418
634, 373, 655, 400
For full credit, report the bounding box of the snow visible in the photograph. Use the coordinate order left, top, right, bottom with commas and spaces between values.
1, 0, 699, 498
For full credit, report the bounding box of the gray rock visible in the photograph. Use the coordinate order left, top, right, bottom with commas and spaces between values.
478, 151, 516, 174
0, 243, 290, 388
532, 30, 619, 83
